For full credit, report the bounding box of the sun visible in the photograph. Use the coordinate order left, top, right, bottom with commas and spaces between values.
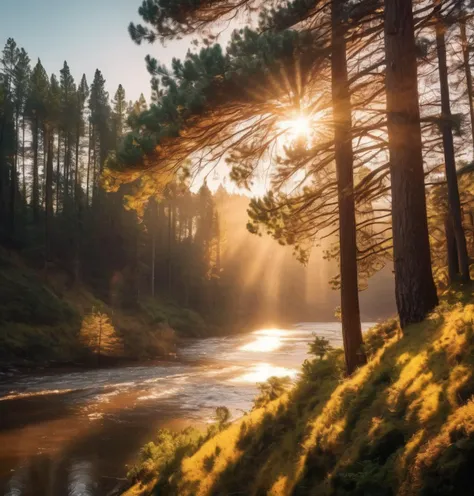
278, 114, 311, 141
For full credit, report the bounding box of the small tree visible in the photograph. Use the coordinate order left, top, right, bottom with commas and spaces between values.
80, 308, 119, 365
214, 406, 231, 430
253, 376, 293, 409
308, 335, 333, 360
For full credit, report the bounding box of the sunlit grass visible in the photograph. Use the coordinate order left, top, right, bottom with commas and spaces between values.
127, 290, 474, 496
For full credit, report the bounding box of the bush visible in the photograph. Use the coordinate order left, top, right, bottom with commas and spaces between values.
302, 348, 345, 382
127, 427, 202, 483
253, 376, 293, 409
139, 299, 208, 336
308, 335, 334, 359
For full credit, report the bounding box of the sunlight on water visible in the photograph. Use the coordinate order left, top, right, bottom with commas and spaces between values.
253, 328, 289, 337
230, 363, 298, 383
240, 335, 283, 352
0, 388, 76, 402
240, 328, 291, 353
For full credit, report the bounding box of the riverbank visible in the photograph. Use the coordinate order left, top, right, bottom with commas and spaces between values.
125, 288, 474, 496
0, 247, 216, 370
0, 323, 327, 495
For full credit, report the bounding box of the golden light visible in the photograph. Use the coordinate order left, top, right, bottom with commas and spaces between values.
278, 114, 311, 140
254, 328, 288, 337
240, 335, 282, 353
231, 363, 298, 383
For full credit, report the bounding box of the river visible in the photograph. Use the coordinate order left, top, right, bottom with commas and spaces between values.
0, 322, 374, 496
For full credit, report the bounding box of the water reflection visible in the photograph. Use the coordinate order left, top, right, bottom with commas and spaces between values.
68, 460, 94, 496
231, 363, 298, 383
0, 322, 376, 495
240, 335, 282, 352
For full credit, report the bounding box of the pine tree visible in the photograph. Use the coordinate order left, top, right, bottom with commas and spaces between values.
44, 74, 61, 261
75, 74, 89, 199
1, 39, 19, 235
59, 61, 76, 206
26, 59, 49, 223
384, 0, 438, 326
434, 1, 470, 283
89, 69, 110, 199
13, 48, 31, 207
331, 0, 365, 373
112, 84, 127, 146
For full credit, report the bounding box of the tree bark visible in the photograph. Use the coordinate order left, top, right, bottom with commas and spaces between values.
8, 113, 19, 236
45, 127, 54, 263
331, 0, 366, 375
32, 116, 40, 223
460, 17, 474, 155
56, 132, 61, 212
86, 123, 92, 204
435, 6, 470, 283
21, 117, 26, 204
384, 0, 438, 327
168, 203, 173, 293
445, 215, 458, 282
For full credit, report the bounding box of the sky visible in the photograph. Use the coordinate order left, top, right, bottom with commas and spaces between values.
0, 0, 195, 103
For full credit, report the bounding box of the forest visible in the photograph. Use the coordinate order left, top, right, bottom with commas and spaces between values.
0, 38, 387, 364
2, 0, 474, 494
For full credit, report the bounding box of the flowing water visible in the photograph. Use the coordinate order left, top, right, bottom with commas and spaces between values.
0, 322, 374, 496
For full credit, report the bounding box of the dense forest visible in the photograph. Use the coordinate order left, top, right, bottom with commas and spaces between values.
0, 33, 397, 366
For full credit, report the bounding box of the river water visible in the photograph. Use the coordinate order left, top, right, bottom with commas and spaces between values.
0, 322, 374, 496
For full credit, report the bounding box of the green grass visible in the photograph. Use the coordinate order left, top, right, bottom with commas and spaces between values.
124, 291, 474, 496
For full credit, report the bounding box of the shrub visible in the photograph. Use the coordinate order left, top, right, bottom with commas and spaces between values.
308, 335, 334, 359
127, 427, 202, 483
253, 376, 293, 409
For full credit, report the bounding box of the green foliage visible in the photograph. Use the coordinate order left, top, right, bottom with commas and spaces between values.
308, 335, 334, 359
0, 258, 77, 327
127, 427, 202, 483
139, 299, 208, 336
128, 406, 231, 490
0, 252, 80, 361
253, 376, 293, 409
214, 406, 231, 429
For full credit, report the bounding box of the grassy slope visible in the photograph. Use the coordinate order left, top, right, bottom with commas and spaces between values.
126, 290, 474, 496
0, 248, 206, 366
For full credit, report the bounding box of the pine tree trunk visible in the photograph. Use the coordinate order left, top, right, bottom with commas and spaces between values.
9, 114, 19, 236
64, 133, 70, 209
168, 203, 172, 293
460, 17, 474, 155
436, 7, 470, 283
445, 215, 458, 282
384, 0, 438, 327
56, 132, 61, 212
21, 117, 26, 204
331, 0, 366, 374
45, 128, 54, 263
75, 124, 80, 203
92, 130, 97, 201
86, 124, 92, 204
32, 117, 40, 223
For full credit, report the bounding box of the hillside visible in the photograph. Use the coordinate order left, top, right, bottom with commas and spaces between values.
124, 290, 474, 496
0, 248, 208, 368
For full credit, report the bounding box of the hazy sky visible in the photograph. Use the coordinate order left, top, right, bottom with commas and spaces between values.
0, 0, 194, 102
